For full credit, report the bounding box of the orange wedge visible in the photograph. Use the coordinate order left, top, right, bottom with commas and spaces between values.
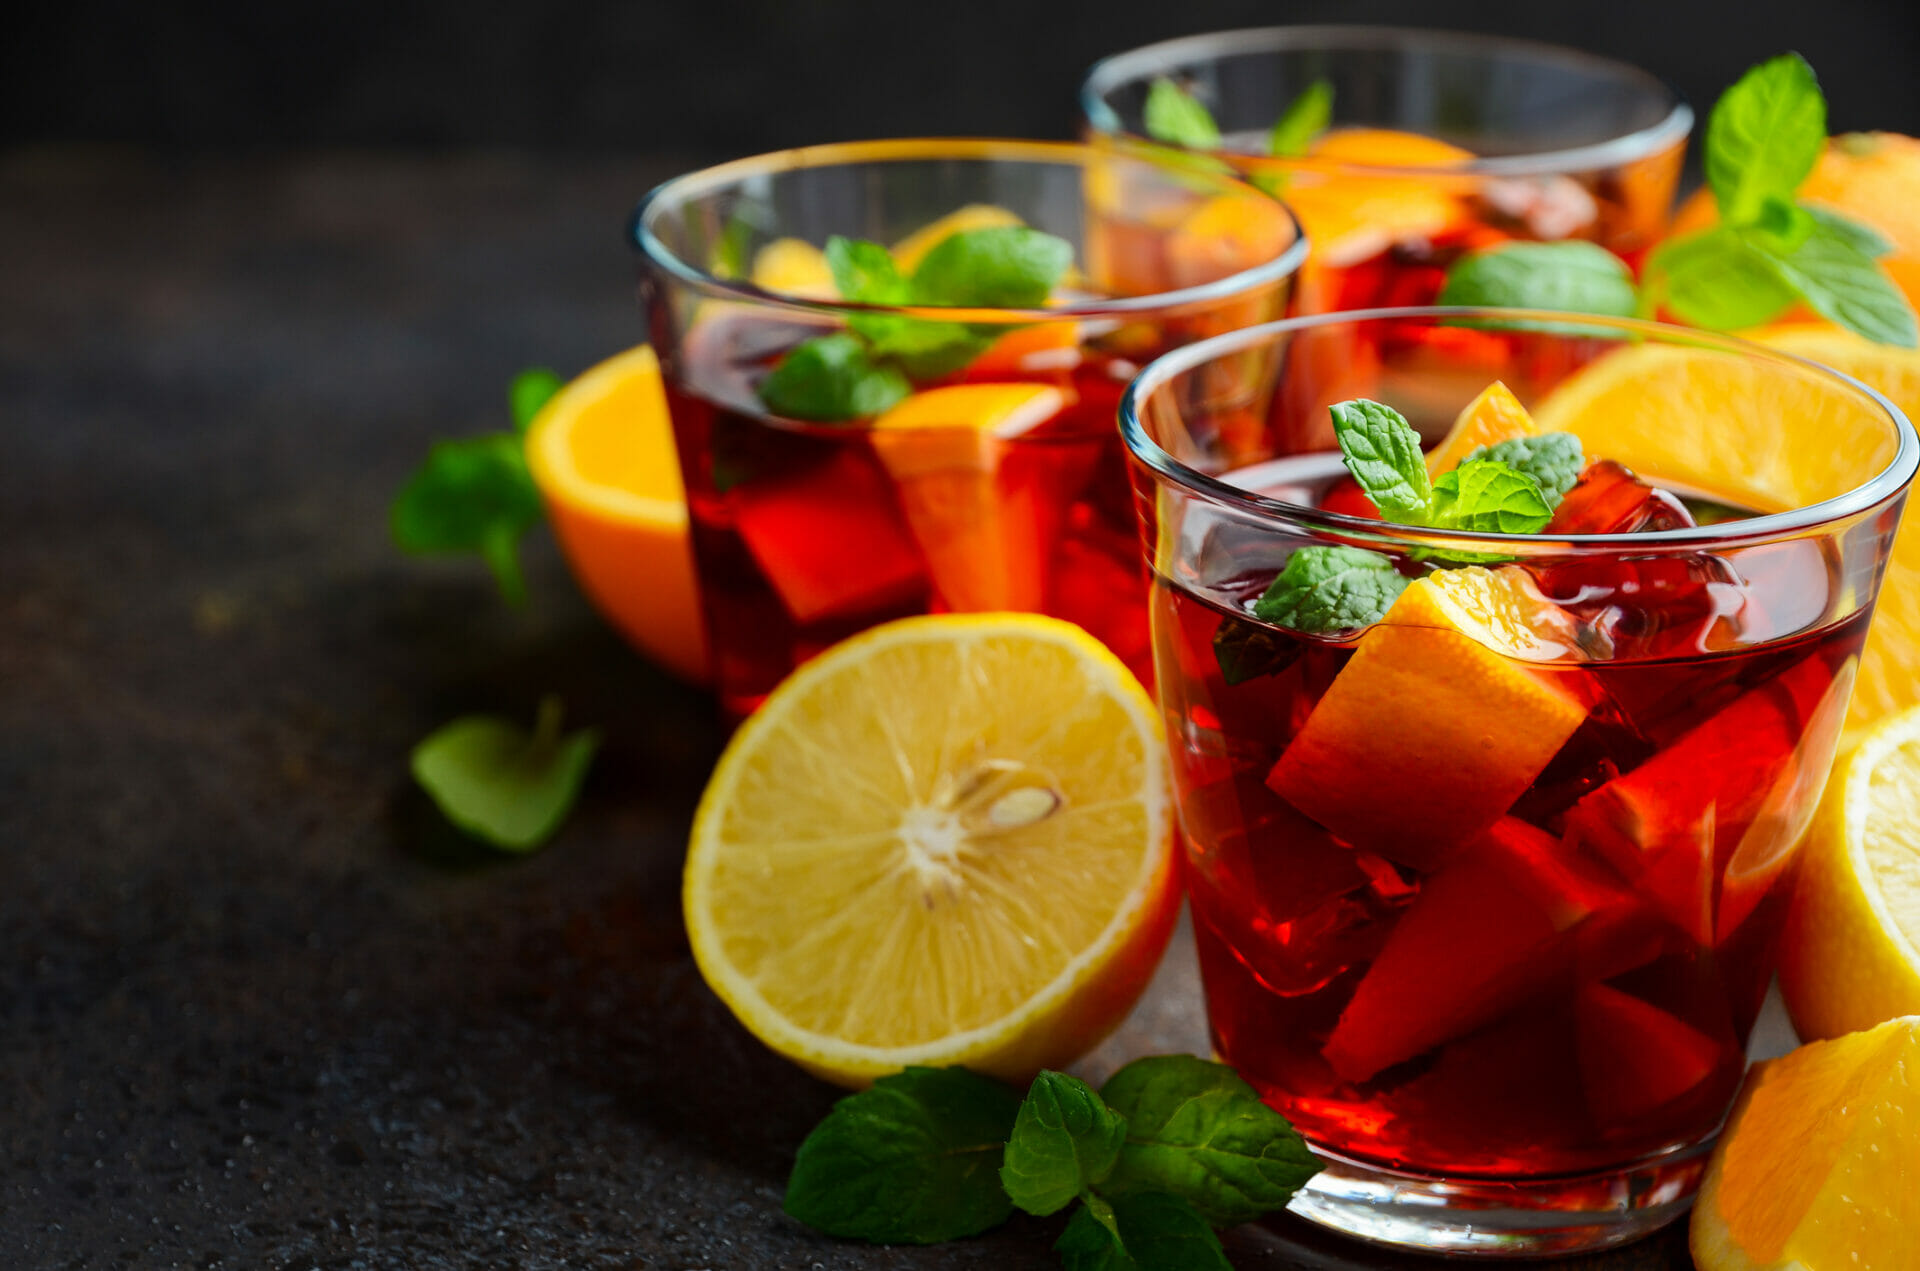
1266, 566, 1589, 869
1275, 128, 1475, 276
524, 346, 707, 682
1690, 1015, 1919, 1271
1164, 193, 1298, 289
1423, 380, 1538, 475
868, 383, 1074, 612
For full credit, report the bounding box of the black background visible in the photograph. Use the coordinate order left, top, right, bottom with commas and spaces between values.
4, 0, 1918, 158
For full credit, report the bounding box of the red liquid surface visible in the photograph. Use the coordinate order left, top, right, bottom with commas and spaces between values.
1156, 473, 1865, 1179
663, 311, 1149, 717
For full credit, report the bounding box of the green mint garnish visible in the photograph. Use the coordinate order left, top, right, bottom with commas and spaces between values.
509, 367, 564, 433
1143, 78, 1222, 150
1644, 53, 1917, 347
755, 226, 1073, 421
1056, 1191, 1230, 1271
1438, 241, 1640, 319
756, 332, 912, 421
1268, 78, 1333, 157
1430, 459, 1556, 533
1096, 1055, 1320, 1226
999, 1071, 1128, 1217
1328, 399, 1434, 520
410, 695, 600, 851
1211, 615, 1304, 685
391, 431, 544, 606
784, 1065, 1021, 1244
909, 226, 1073, 308
1251, 546, 1409, 636
1462, 432, 1585, 503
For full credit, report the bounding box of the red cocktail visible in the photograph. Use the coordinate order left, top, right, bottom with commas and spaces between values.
1121, 310, 1915, 1254
634, 140, 1304, 716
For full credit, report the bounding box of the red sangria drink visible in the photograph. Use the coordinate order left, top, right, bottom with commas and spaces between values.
632, 140, 1305, 717
1119, 310, 1916, 1254
1081, 28, 1690, 315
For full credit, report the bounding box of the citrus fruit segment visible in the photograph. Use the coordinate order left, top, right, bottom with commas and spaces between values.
1266, 566, 1589, 869
1574, 984, 1727, 1126
892, 204, 1025, 273
523, 345, 709, 682
1690, 1015, 1919, 1271
868, 384, 1074, 613
1423, 380, 1538, 475
750, 237, 837, 298
1748, 324, 1920, 736
1306, 129, 1478, 170
1164, 193, 1298, 289
1780, 702, 1920, 1041
683, 612, 1178, 1087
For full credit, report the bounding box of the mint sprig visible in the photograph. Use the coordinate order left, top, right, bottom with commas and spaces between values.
1251, 545, 1408, 636
785, 1057, 1317, 1261
1143, 78, 1222, 150
1437, 241, 1639, 319
1430, 460, 1556, 533
784, 1066, 1021, 1244
410, 695, 599, 851
756, 226, 1073, 422
1269, 78, 1334, 158
1463, 432, 1585, 503
1328, 399, 1559, 535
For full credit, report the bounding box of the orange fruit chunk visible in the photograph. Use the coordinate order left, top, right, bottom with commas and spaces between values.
682, 612, 1177, 1086
1307, 129, 1479, 170
750, 237, 837, 298
523, 345, 708, 682
869, 383, 1075, 613
1164, 193, 1299, 289
1423, 380, 1538, 475
1574, 984, 1729, 1126
1274, 128, 1475, 275
1690, 1015, 1919, 1271
1266, 566, 1589, 869
1322, 816, 1632, 1082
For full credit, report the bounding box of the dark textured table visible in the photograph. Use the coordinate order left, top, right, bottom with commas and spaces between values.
0, 151, 1693, 1269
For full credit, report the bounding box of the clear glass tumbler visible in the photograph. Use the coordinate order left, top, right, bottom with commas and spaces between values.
1120, 307, 1914, 1254
633, 138, 1305, 717
1082, 27, 1691, 315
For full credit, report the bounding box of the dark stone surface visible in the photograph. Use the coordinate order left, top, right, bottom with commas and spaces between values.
0, 152, 1690, 1269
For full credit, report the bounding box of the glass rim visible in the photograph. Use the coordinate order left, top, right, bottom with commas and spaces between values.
1118, 306, 1920, 552
1080, 25, 1695, 179
629, 136, 1309, 321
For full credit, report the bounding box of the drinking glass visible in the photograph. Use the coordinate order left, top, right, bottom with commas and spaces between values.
1082, 27, 1691, 314
633, 139, 1304, 717
1120, 307, 1915, 1254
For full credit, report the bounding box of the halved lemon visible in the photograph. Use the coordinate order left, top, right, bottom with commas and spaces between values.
1780, 702, 1920, 1040
524, 346, 708, 682
1691, 1015, 1919, 1271
683, 612, 1178, 1087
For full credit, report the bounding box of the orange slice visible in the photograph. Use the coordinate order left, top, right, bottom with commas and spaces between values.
869, 383, 1073, 612
1690, 1015, 1919, 1271
524, 346, 707, 682
1423, 380, 1538, 475
1266, 566, 1589, 869
1276, 129, 1475, 274
683, 612, 1178, 1086
1164, 193, 1298, 289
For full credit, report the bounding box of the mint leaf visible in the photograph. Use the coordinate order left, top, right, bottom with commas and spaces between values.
1055, 1196, 1131, 1271
909, 226, 1073, 309
1099, 1055, 1319, 1226
1211, 614, 1304, 685
1769, 211, 1920, 347
1111, 1192, 1232, 1271
1329, 399, 1432, 520
1000, 1071, 1127, 1217
784, 1066, 1021, 1244
1268, 78, 1333, 157
390, 432, 544, 606
1647, 226, 1799, 330
1438, 242, 1639, 319
1430, 459, 1555, 533
857, 314, 994, 379
1143, 78, 1221, 150
1251, 546, 1407, 635
1707, 52, 1826, 224
1462, 433, 1584, 504
826, 235, 911, 304
509, 368, 564, 434
1802, 203, 1894, 258
756, 332, 911, 421
410, 695, 599, 851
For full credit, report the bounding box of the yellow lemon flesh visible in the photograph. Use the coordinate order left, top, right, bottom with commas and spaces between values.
682, 612, 1179, 1087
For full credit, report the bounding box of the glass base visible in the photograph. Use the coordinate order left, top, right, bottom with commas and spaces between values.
1283, 1140, 1711, 1257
